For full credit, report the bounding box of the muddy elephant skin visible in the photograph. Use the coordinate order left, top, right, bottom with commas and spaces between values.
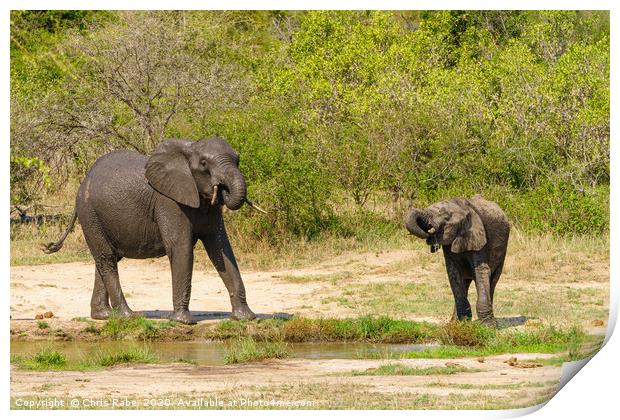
405, 196, 509, 327
44, 138, 256, 324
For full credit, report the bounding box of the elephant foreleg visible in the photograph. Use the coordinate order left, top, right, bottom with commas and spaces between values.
445, 256, 472, 321
166, 239, 195, 324
201, 226, 255, 321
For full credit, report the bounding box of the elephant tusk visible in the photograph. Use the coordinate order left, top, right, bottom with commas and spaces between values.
210, 185, 218, 206
427, 227, 436, 234
245, 198, 267, 214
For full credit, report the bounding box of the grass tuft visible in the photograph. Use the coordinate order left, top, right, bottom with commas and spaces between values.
11, 348, 67, 370
438, 321, 497, 347
347, 363, 476, 376
99, 313, 165, 340
90, 345, 158, 367
223, 337, 290, 364
12, 344, 157, 371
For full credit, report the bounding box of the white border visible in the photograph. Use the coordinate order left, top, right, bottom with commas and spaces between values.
3, 2, 617, 419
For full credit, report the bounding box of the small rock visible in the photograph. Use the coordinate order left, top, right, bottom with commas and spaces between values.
591, 319, 604, 327
445, 362, 464, 368
504, 357, 518, 366
35, 313, 44, 320
43, 311, 54, 318
504, 356, 542, 368
514, 361, 543, 369
477, 357, 485, 363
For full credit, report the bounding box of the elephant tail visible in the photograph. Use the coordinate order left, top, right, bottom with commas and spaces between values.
41, 208, 78, 254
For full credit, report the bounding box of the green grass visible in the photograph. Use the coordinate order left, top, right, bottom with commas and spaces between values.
345, 320, 592, 359
278, 271, 356, 284
89, 345, 158, 367
98, 313, 181, 340
11, 345, 158, 371
37, 321, 49, 329
205, 316, 590, 356
320, 281, 455, 317
83, 322, 99, 334
206, 317, 597, 362
223, 337, 291, 364
521, 344, 602, 367
207, 316, 439, 343
11, 348, 67, 370
345, 363, 476, 376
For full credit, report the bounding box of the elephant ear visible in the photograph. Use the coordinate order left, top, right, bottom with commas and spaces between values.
451, 208, 487, 253
145, 140, 200, 208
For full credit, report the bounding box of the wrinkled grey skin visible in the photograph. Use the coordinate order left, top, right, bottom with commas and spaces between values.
44, 138, 256, 324
405, 196, 509, 327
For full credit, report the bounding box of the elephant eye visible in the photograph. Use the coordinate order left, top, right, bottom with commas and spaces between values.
200, 159, 207, 167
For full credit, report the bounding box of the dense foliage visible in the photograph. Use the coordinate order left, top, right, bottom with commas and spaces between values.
11, 11, 609, 238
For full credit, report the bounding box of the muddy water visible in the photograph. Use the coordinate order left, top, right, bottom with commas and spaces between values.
10, 341, 430, 366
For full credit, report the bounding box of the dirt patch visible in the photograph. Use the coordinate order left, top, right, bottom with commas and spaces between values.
10, 255, 362, 323
10, 353, 561, 409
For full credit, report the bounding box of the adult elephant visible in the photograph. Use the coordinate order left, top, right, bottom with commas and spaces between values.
44, 137, 265, 324
404, 196, 509, 327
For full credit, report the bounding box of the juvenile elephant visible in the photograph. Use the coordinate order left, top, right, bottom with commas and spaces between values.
404, 196, 509, 327
44, 137, 265, 324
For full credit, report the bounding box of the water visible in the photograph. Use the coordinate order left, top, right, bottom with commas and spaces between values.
10, 341, 431, 366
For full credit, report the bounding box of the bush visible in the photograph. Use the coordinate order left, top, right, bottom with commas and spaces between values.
11, 11, 609, 240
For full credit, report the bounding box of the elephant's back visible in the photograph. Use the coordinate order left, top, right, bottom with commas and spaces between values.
468, 196, 509, 264
80, 150, 149, 199
469, 196, 508, 228
88, 150, 148, 181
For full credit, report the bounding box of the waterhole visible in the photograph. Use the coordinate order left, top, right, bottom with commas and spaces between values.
11, 341, 431, 366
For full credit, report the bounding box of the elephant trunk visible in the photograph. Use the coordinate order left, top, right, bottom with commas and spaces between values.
405, 208, 435, 239
220, 164, 247, 211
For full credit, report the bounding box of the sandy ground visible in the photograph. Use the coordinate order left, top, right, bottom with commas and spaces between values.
10, 251, 430, 322
9, 251, 607, 409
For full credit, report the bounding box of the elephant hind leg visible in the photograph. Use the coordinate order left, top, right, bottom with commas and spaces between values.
490, 262, 505, 304
90, 269, 111, 320
92, 254, 134, 318
80, 208, 134, 319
